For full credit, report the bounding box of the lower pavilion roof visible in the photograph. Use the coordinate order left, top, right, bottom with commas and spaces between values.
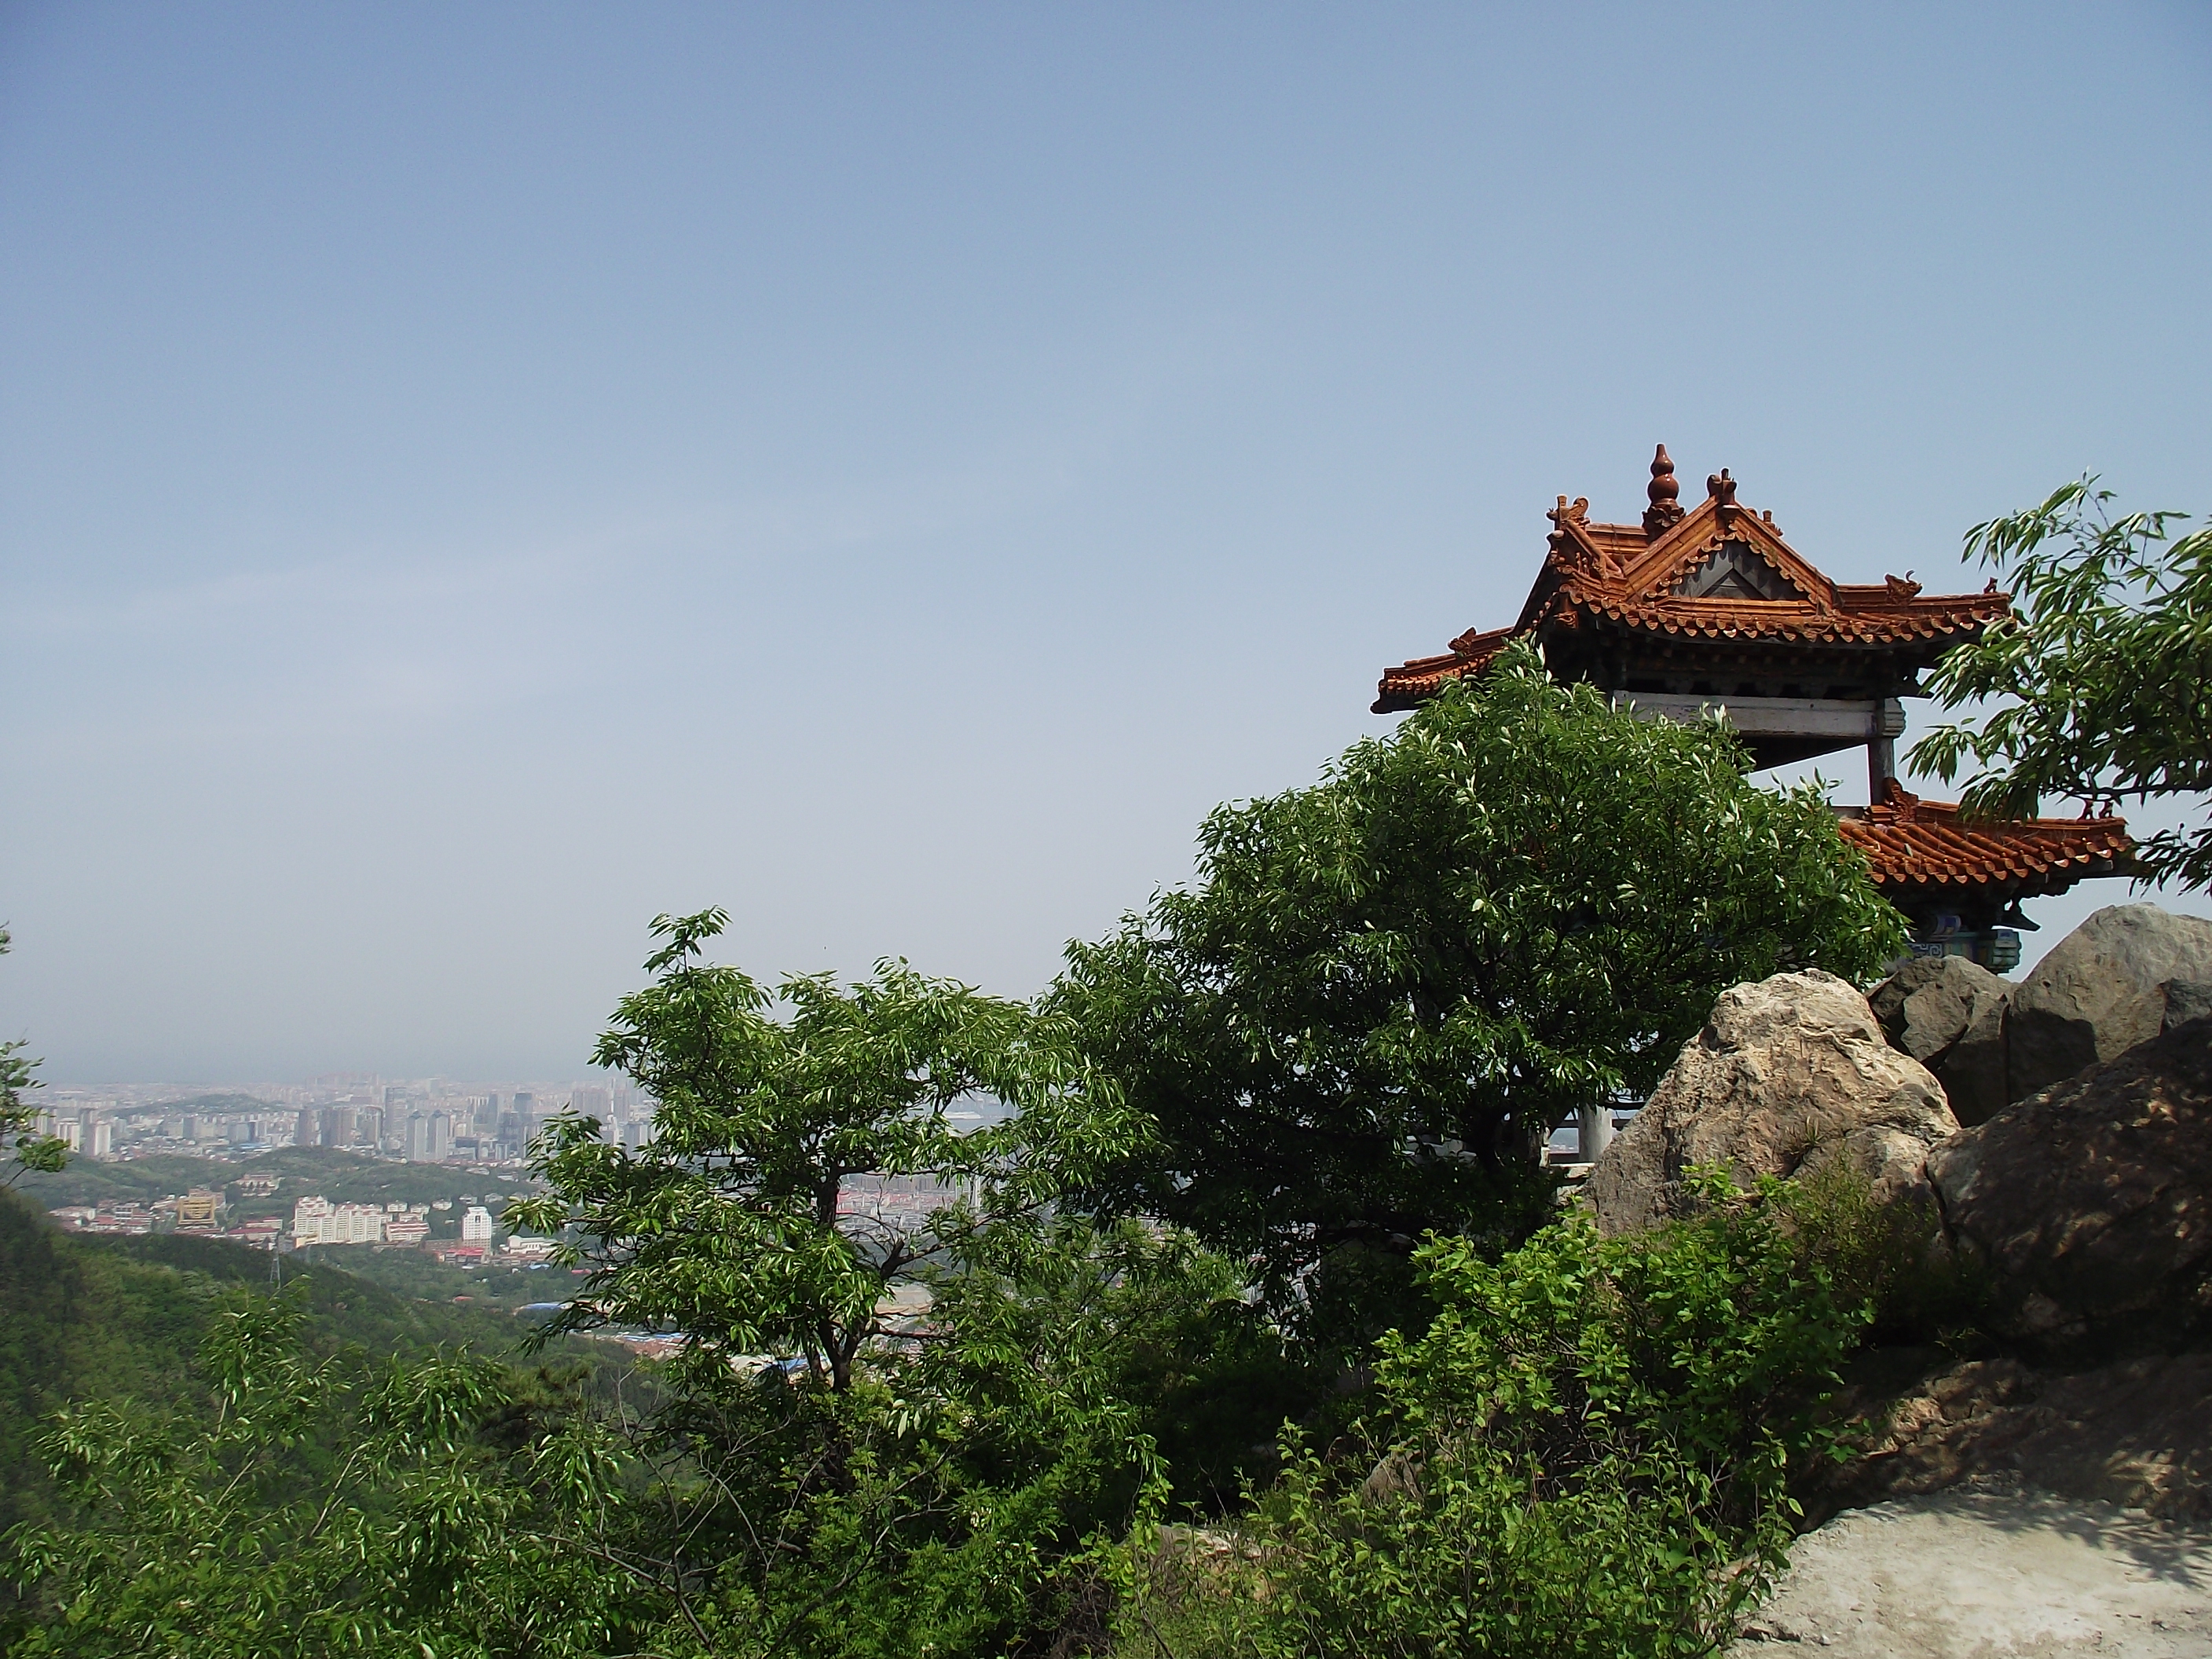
1837, 784, 2135, 905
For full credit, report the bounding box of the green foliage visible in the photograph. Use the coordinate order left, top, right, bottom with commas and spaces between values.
0, 1220, 1245, 1657
306, 1243, 581, 1317
514, 907, 1145, 1392
5, 1293, 666, 1658
1113, 1177, 1873, 1658
1, 930, 65, 1183
0, 1191, 620, 1536
1771, 1162, 1987, 1348
924, 1215, 1313, 1517
1053, 645, 1906, 1325
1911, 479, 2212, 889
657, 1218, 1193, 1658
484, 914, 1203, 1654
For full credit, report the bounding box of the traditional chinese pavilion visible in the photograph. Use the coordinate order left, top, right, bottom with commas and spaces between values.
1373, 446, 2133, 972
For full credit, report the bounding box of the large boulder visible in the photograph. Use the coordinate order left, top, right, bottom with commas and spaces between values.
2004, 904, 2212, 1104
1925, 1015, 2212, 1352
1870, 955, 2013, 1126
1589, 970, 1957, 1236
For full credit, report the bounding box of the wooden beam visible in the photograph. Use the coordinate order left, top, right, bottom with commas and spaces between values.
1611, 692, 1895, 741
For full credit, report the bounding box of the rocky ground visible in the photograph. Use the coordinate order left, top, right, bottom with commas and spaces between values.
1733, 1494, 2212, 1657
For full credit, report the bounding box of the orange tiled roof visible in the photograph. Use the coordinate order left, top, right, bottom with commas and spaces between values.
1839, 783, 2135, 898
1373, 449, 2011, 712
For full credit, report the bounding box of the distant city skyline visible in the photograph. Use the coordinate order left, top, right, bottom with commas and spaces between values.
4, 5, 2207, 1076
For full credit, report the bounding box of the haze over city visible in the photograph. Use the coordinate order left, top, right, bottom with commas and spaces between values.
4, 3, 2209, 1084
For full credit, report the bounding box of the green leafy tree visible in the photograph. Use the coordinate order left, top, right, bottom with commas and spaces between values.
1053, 644, 1905, 1322
511, 906, 1144, 1392
495, 910, 1193, 1655
1910, 479, 2212, 888
1, 928, 66, 1183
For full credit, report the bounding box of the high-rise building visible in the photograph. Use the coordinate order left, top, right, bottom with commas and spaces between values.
320, 1106, 355, 1148
428, 1111, 452, 1163
88, 1119, 114, 1157
405, 1112, 431, 1162
460, 1205, 495, 1243
295, 1108, 320, 1148
572, 1086, 611, 1124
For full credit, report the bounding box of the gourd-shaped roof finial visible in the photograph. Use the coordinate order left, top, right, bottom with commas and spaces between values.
1643, 443, 1684, 537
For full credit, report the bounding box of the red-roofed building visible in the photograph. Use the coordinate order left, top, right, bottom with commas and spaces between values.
1373, 447, 2133, 970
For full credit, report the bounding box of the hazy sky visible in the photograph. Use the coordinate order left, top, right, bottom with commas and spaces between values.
4, 3, 2208, 1082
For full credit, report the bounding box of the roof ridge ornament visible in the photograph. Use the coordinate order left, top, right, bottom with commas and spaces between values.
1643, 444, 1684, 537
1705, 467, 1738, 507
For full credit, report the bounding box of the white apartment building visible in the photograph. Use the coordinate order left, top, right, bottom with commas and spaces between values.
290, 1195, 387, 1246
460, 1204, 495, 1243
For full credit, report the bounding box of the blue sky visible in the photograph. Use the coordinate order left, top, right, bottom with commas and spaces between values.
3, 2, 2208, 1080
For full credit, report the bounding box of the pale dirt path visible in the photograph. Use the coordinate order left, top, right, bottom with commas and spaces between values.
1731, 1492, 2212, 1657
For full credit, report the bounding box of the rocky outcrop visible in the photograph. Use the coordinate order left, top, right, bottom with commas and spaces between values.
1870, 955, 2013, 1126
1588, 970, 1957, 1236
2003, 903, 2212, 1104
1807, 1348, 2212, 1523
1925, 1016, 2212, 1352
1865, 906, 2212, 1122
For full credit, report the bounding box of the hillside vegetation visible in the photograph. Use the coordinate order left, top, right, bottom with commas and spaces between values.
0, 1190, 620, 1539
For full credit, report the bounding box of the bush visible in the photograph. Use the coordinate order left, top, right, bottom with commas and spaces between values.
1113, 1175, 1872, 1658
1770, 1162, 1988, 1350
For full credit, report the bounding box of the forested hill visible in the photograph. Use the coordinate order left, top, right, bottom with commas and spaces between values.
0, 1188, 606, 1533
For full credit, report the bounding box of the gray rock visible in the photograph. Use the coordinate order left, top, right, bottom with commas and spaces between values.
1589, 970, 1957, 1235
1870, 954, 2011, 1069
2005, 903, 2212, 1104
2163, 978, 2212, 1032
1939, 988, 2012, 1127
1925, 1016, 2212, 1352
1870, 955, 2014, 1126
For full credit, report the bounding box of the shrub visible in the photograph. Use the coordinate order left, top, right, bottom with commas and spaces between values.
1113, 1175, 1871, 1657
